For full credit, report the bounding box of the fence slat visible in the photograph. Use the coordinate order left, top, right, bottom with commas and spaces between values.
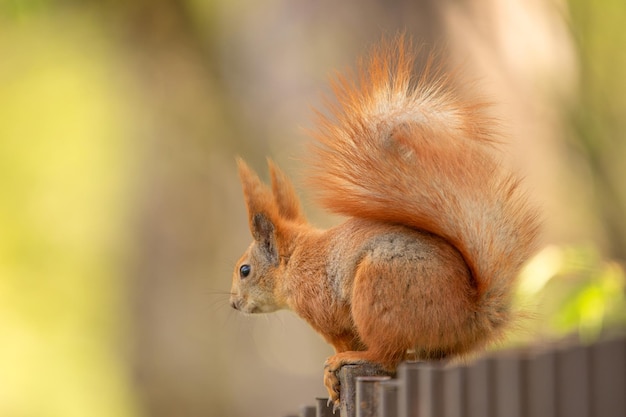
465, 356, 495, 417
590, 337, 626, 417
397, 362, 421, 417
300, 404, 316, 417
417, 364, 445, 417
378, 379, 399, 417
526, 349, 557, 417
355, 376, 390, 417
442, 365, 464, 417
556, 343, 590, 417
316, 397, 334, 417
494, 353, 525, 417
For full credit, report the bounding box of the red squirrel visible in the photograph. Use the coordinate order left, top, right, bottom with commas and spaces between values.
230, 36, 541, 408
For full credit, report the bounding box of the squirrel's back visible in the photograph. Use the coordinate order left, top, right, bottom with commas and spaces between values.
307, 36, 541, 337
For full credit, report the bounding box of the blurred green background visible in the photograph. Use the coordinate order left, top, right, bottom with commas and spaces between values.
0, 0, 624, 416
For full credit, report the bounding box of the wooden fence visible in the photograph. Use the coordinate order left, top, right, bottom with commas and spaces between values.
287, 335, 625, 417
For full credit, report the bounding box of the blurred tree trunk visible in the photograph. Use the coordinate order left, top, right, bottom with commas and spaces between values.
96, 1, 245, 416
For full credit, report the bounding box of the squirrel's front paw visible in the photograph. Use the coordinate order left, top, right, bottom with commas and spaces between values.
323, 359, 341, 412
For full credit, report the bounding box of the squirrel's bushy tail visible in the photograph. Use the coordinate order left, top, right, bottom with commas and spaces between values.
307, 36, 541, 335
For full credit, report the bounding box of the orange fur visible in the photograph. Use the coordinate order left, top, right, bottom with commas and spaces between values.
230, 36, 541, 407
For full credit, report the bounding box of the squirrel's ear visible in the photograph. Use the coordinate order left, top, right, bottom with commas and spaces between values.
268, 159, 305, 223
251, 213, 279, 265
237, 158, 280, 264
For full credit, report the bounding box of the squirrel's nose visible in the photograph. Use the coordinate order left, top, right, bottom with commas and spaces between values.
230, 299, 239, 310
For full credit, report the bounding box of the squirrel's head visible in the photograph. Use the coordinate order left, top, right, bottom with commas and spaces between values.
230, 158, 306, 314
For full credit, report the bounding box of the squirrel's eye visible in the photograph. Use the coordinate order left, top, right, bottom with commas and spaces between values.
239, 264, 251, 278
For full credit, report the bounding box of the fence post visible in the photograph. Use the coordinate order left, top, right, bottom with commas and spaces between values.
442, 364, 464, 417
556, 343, 590, 417
417, 363, 446, 417
338, 363, 395, 417
315, 398, 334, 417
355, 376, 391, 417
526, 349, 557, 417
300, 404, 316, 417
379, 379, 399, 417
465, 356, 496, 417
494, 351, 526, 417
397, 361, 421, 417
590, 337, 626, 417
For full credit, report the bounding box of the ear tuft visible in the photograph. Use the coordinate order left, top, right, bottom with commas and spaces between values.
237, 157, 279, 241
268, 159, 305, 223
